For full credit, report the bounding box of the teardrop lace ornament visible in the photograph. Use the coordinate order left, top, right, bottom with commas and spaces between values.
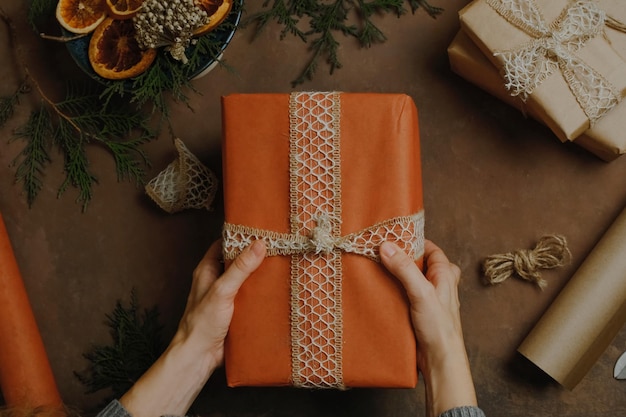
145, 138, 218, 213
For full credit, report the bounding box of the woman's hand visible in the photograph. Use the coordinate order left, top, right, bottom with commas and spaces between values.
380, 240, 477, 417
171, 239, 267, 371
120, 240, 266, 417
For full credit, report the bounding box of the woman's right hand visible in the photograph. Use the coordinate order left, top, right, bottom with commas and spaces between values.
380, 240, 477, 417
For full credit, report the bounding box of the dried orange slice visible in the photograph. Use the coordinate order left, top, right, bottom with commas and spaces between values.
56, 0, 107, 34
193, 0, 232, 36
88, 17, 157, 80
106, 0, 144, 19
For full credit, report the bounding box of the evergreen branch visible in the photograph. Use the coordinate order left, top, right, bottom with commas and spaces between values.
406, 0, 443, 16
354, 0, 406, 47
54, 120, 98, 211
57, 92, 154, 186
293, 29, 340, 86
245, 0, 443, 85
74, 289, 166, 403
20, 76, 155, 211
27, 0, 57, 32
0, 80, 29, 127
10, 107, 53, 207
293, 0, 353, 86
244, 0, 311, 41
99, 140, 150, 184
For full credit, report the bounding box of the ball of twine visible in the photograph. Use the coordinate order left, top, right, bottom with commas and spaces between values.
482, 235, 571, 290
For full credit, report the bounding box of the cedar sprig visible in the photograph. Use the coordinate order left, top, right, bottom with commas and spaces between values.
7, 80, 155, 211
0, 81, 29, 126
53, 118, 97, 209
74, 289, 166, 403
58, 87, 154, 200
2, 5, 155, 210
245, 0, 443, 86
10, 107, 54, 207
27, 0, 56, 32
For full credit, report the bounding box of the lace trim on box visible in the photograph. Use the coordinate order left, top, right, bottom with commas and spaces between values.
223, 212, 425, 262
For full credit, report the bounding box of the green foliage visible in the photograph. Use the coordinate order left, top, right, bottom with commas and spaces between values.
27, 0, 57, 32
0, 82, 28, 126
74, 289, 166, 402
246, 0, 443, 86
11, 107, 53, 207
8, 84, 154, 211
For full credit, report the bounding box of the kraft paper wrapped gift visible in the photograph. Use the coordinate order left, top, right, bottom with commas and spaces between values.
448, 29, 626, 161
459, 0, 626, 144
221, 92, 424, 389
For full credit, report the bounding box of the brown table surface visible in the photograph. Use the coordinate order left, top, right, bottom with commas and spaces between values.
1, 1, 625, 416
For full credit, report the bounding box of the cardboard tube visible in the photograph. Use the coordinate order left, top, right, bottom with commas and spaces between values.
518, 207, 626, 390
0, 213, 62, 407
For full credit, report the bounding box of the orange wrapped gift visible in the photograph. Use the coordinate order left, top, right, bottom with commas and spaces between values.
221, 92, 424, 389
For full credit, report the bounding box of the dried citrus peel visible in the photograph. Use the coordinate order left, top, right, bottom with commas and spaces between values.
106, 0, 145, 19
56, 0, 107, 34
88, 17, 157, 79
193, 0, 232, 36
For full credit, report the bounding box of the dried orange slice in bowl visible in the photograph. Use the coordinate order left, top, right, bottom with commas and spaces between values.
56, 0, 107, 34
193, 0, 233, 36
106, 0, 144, 19
63, 0, 242, 84
88, 17, 157, 80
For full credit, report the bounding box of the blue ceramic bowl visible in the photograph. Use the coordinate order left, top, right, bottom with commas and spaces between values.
64, 0, 242, 85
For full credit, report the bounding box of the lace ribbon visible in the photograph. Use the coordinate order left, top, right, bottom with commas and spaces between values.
222, 92, 424, 389
487, 0, 621, 124
223, 211, 425, 262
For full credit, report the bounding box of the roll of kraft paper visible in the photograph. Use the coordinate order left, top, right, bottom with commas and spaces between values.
518, 207, 626, 390
0, 213, 62, 407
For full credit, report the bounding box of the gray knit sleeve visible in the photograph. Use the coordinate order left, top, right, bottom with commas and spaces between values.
96, 400, 132, 417
439, 406, 486, 417
96, 400, 186, 417
96, 399, 486, 417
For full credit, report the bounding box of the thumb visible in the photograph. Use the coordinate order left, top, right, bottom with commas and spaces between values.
218, 240, 267, 299
380, 241, 430, 302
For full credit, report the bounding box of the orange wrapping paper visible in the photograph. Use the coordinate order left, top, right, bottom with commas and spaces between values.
0, 213, 62, 407
222, 93, 422, 388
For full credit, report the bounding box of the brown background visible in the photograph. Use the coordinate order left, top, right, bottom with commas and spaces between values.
1, 0, 625, 416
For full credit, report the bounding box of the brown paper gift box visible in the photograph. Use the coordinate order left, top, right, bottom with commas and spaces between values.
448, 29, 626, 161
221, 93, 423, 388
459, 0, 626, 144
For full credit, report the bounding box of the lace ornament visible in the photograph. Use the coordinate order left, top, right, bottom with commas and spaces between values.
222, 92, 424, 389
487, 0, 620, 125
145, 138, 218, 213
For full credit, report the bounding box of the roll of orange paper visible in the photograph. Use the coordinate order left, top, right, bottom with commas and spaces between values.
0, 213, 62, 407
518, 206, 626, 390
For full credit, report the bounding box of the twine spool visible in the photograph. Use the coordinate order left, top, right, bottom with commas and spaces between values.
482, 235, 571, 289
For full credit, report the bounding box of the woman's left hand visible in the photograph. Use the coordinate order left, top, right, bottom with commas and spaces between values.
171, 239, 267, 371
120, 239, 266, 417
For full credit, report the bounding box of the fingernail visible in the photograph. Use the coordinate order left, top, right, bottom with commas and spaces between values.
380, 242, 396, 258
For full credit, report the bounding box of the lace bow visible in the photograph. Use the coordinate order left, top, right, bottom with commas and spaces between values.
487, 0, 620, 124
223, 211, 425, 262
